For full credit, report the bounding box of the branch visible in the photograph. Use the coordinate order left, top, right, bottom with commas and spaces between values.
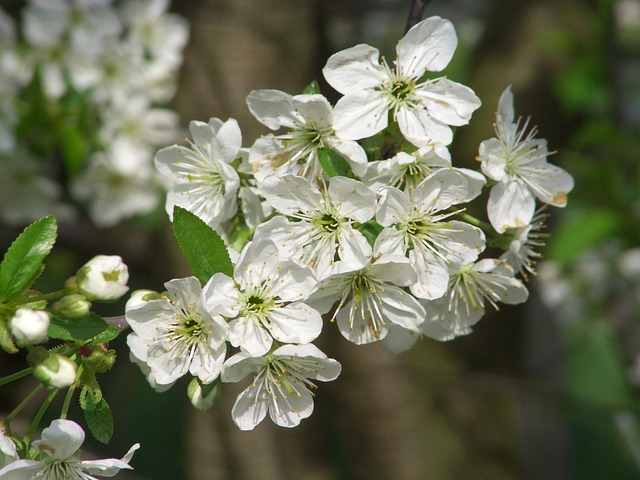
405, 0, 431, 32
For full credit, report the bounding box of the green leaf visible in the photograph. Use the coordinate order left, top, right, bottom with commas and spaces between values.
172, 207, 233, 282
49, 313, 116, 342
302, 80, 321, 95
317, 147, 353, 178
0, 216, 57, 298
83, 397, 113, 444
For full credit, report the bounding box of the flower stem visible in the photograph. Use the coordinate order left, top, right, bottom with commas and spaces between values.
4, 383, 44, 424
0, 367, 33, 386
18, 289, 66, 305
25, 388, 58, 444
60, 364, 82, 419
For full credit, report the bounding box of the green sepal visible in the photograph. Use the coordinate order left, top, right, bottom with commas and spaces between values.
83, 396, 113, 444
172, 206, 234, 282
302, 80, 321, 95
0, 216, 57, 299
0, 319, 18, 354
317, 147, 353, 178
79, 371, 103, 409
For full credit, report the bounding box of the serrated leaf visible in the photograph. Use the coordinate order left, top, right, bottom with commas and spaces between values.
49, 313, 115, 342
317, 147, 353, 178
302, 80, 321, 95
172, 207, 233, 282
83, 397, 113, 444
0, 216, 57, 298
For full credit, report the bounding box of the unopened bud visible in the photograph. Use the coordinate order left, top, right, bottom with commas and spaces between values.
34, 354, 77, 389
52, 294, 92, 320
126, 289, 161, 311
187, 377, 222, 411
77, 255, 129, 302
10, 308, 50, 346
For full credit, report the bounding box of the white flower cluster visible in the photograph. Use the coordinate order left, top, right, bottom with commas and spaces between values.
126, 16, 574, 430
0, 0, 189, 227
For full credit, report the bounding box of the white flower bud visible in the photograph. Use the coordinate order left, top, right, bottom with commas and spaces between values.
10, 308, 50, 346
77, 255, 129, 301
0, 429, 18, 468
34, 354, 77, 389
187, 377, 221, 411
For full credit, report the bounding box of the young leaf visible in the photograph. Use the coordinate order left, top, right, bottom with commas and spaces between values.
317, 147, 353, 178
0, 216, 57, 299
302, 80, 321, 95
49, 313, 117, 342
172, 207, 233, 282
83, 397, 113, 444
0, 319, 18, 354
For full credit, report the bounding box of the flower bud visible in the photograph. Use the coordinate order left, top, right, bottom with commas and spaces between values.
51, 294, 92, 319
10, 308, 50, 346
34, 354, 77, 389
77, 255, 129, 302
187, 377, 222, 411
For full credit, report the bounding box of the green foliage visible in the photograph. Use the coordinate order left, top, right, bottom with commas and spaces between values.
317, 147, 353, 178
172, 207, 233, 282
0, 216, 57, 299
83, 397, 114, 444
48, 312, 119, 343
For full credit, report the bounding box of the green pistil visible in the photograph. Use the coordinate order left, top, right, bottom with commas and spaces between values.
246, 295, 274, 314
389, 79, 415, 101
312, 212, 341, 233
175, 315, 204, 339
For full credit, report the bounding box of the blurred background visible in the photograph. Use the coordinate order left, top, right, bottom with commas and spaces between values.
1, 0, 640, 479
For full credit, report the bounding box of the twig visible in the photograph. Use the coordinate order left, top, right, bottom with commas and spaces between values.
405, 0, 432, 32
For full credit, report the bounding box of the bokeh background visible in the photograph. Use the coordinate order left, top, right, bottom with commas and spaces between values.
2, 0, 640, 479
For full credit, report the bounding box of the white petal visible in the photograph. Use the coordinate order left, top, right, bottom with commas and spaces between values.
329, 176, 376, 223
381, 323, 420, 354
246, 89, 302, 130
325, 137, 368, 177
266, 303, 323, 345
269, 387, 314, 428
337, 228, 373, 269
260, 174, 322, 215
376, 186, 411, 227
396, 16, 457, 75
487, 180, 536, 233
231, 386, 269, 430
36, 419, 84, 460
201, 272, 241, 318
396, 104, 453, 147
332, 92, 389, 140
416, 78, 481, 126
323, 43, 388, 94
228, 316, 273, 356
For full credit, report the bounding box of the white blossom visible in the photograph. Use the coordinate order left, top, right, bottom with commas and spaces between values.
421, 259, 529, 341
376, 169, 486, 300
247, 89, 367, 183
222, 344, 341, 430
255, 174, 375, 279
323, 16, 480, 146
201, 239, 322, 356
479, 86, 574, 233
155, 117, 241, 228
125, 277, 228, 387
